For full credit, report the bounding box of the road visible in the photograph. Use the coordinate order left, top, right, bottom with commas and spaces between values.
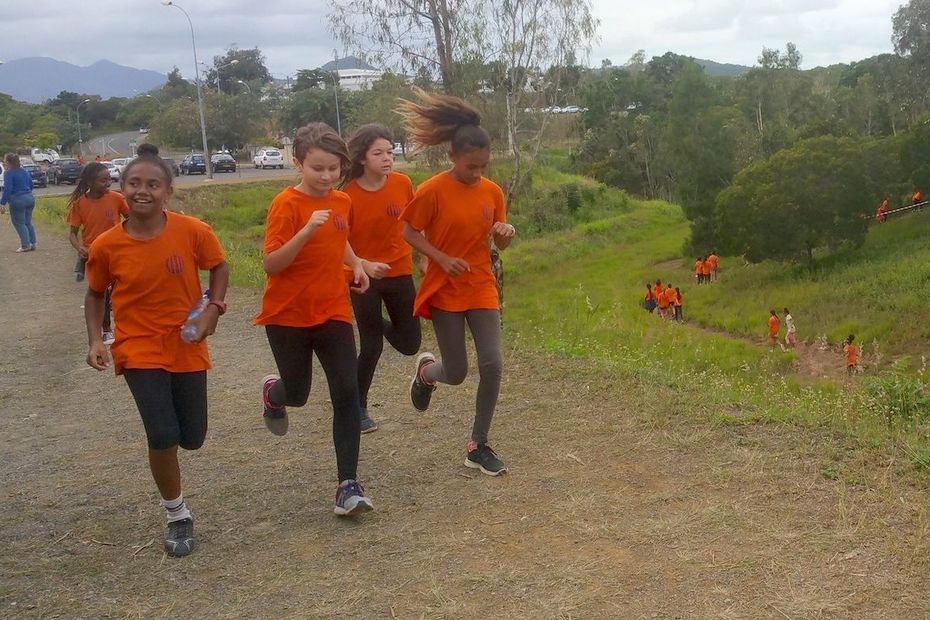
85, 131, 141, 159
34, 165, 296, 197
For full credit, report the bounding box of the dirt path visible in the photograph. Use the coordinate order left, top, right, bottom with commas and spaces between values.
3, 220, 930, 618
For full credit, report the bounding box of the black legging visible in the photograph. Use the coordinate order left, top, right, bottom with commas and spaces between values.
123, 369, 207, 450
265, 322, 361, 482
350, 275, 421, 408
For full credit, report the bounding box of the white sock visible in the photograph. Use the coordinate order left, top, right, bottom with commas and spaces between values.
163, 495, 192, 523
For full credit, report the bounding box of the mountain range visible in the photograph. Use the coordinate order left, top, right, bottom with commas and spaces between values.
0, 58, 167, 104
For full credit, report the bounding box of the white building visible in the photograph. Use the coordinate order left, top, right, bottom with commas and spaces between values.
320, 57, 385, 92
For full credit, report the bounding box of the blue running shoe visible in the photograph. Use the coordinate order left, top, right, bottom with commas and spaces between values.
334, 479, 374, 516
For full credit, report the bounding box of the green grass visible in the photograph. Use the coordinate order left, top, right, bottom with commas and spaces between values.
664, 212, 930, 356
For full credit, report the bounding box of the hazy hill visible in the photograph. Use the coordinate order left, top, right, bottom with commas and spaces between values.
0, 58, 167, 103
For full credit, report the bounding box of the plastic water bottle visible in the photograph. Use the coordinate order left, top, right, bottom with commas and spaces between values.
180, 290, 210, 343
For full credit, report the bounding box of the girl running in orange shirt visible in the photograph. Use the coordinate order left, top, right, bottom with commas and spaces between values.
673, 287, 683, 322
398, 89, 516, 476
767, 310, 780, 347
67, 162, 129, 344
255, 123, 374, 516
84, 146, 229, 557
344, 124, 421, 434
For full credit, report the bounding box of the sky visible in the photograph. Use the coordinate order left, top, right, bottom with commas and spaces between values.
0, 0, 907, 79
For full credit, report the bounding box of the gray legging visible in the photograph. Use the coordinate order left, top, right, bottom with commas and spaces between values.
423, 308, 502, 444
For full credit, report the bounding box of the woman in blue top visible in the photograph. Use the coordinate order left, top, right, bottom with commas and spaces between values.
1, 153, 37, 252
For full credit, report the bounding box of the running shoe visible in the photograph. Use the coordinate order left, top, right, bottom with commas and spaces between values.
75, 271, 85, 282
334, 479, 374, 516
164, 517, 195, 557
102, 331, 115, 345
261, 374, 288, 436
465, 442, 508, 476
410, 352, 437, 412
359, 407, 378, 434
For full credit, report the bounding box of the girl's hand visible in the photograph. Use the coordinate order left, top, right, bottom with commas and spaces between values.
363, 260, 390, 280
78, 245, 89, 259
349, 265, 370, 293
419, 254, 430, 276
86, 342, 111, 371
183, 306, 220, 343
491, 222, 516, 239
301, 209, 331, 235
438, 254, 470, 276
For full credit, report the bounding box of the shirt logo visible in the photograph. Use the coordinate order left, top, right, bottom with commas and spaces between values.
333, 214, 348, 231
105, 209, 115, 222
386, 202, 401, 217
165, 254, 185, 275
481, 203, 494, 222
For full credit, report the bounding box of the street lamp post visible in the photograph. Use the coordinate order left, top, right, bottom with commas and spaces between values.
202, 58, 239, 95
330, 51, 342, 136
236, 80, 252, 95
76, 98, 91, 158
162, 0, 212, 179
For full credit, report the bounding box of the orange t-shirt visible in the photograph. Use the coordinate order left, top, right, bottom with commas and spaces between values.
673, 290, 682, 306
768, 315, 780, 336
700, 260, 712, 276
913, 191, 923, 203
67, 192, 129, 247
662, 287, 677, 308
85, 211, 226, 375
707, 254, 719, 270
255, 187, 353, 328
694, 261, 703, 275
345, 172, 415, 277
844, 344, 859, 366
401, 172, 505, 319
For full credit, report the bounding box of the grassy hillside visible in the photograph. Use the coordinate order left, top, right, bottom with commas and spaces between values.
670, 212, 930, 359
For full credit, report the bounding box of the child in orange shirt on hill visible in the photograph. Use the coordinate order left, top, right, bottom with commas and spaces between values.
657, 281, 671, 319
706, 252, 719, 282
673, 287, 683, 322
399, 89, 516, 476
344, 124, 421, 434
695, 257, 705, 284
843, 335, 859, 374
84, 146, 229, 558
767, 309, 780, 347
256, 122, 374, 517
67, 162, 129, 344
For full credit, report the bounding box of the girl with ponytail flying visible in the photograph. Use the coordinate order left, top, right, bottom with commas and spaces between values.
399, 89, 516, 476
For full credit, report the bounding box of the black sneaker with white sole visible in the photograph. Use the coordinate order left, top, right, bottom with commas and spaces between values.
359, 406, 378, 434
410, 352, 437, 412
164, 517, 195, 557
465, 443, 508, 476
262, 374, 288, 436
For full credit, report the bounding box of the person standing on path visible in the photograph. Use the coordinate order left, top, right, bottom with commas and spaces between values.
707, 252, 719, 282
783, 307, 796, 348
844, 335, 859, 375
344, 124, 421, 434
255, 122, 374, 517
84, 147, 229, 558
398, 88, 516, 477
1, 153, 37, 252
768, 310, 780, 347
673, 287, 683, 322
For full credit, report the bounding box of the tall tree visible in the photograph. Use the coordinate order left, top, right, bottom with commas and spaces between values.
204, 47, 272, 93
328, 0, 471, 94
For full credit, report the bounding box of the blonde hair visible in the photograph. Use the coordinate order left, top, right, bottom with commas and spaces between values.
396, 88, 489, 155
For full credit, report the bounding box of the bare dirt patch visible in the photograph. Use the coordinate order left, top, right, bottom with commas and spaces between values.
2, 222, 929, 618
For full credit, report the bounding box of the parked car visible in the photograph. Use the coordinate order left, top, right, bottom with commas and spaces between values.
111, 157, 133, 175
101, 161, 120, 181
180, 153, 207, 175
163, 158, 181, 177
211, 153, 237, 173
30, 148, 60, 164
47, 158, 83, 185
23, 163, 48, 188
0, 161, 4, 191
253, 148, 284, 169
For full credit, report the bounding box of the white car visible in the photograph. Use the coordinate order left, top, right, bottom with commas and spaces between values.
111, 157, 133, 175
30, 148, 60, 164
101, 161, 120, 181
253, 148, 284, 169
